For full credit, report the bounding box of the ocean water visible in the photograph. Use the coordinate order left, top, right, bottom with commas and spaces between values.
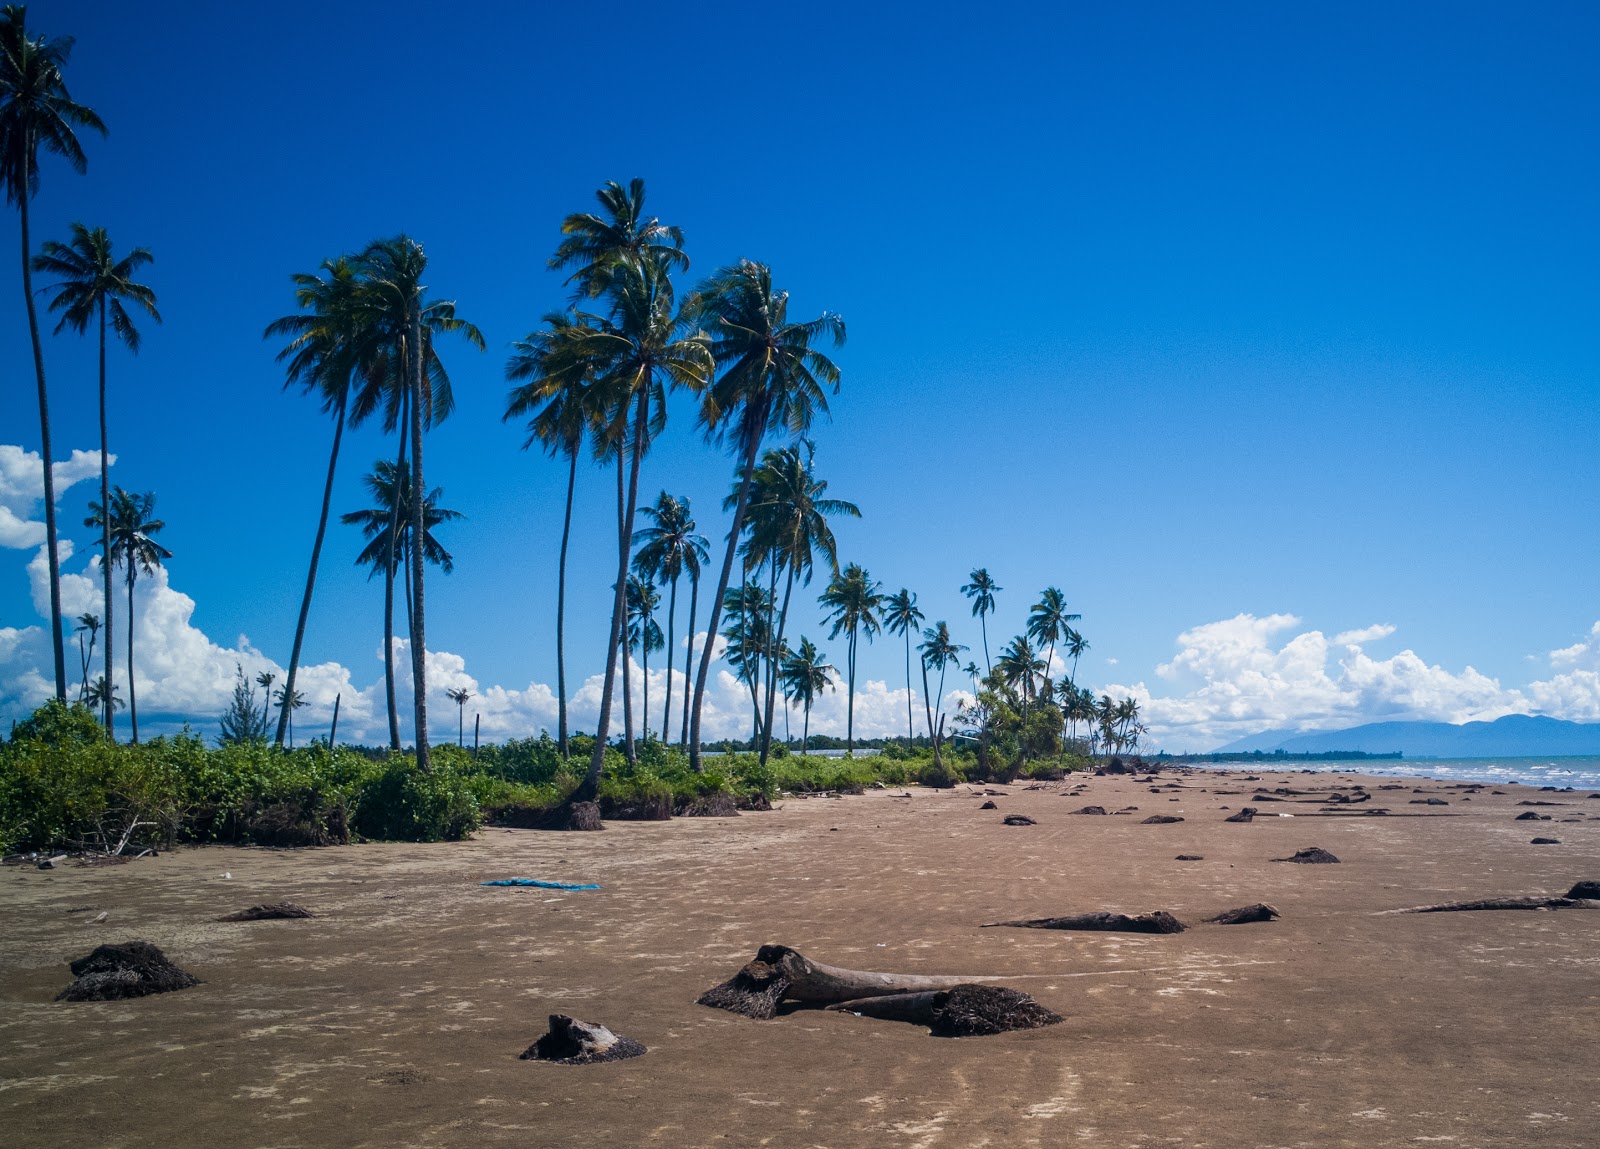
1193, 756, 1600, 791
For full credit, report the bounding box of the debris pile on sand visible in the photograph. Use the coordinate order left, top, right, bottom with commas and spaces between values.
519, 1014, 645, 1064
1002, 814, 1036, 826
217, 902, 313, 921
1224, 807, 1257, 823
56, 941, 201, 1001
1274, 847, 1340, 864
829, 984, 1063, 1037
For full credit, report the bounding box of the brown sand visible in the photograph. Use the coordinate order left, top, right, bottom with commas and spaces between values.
3, 767, 1599, 1147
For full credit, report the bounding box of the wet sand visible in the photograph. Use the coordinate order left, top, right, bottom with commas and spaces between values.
3, 768, 1599, 1148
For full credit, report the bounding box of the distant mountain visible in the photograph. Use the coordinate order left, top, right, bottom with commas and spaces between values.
1214, 714, 1600, 758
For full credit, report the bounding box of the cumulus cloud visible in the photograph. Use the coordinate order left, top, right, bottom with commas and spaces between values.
1332, 623, 1396, 646
0, 445, 108, 549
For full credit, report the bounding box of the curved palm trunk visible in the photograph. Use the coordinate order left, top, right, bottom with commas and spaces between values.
846, 627, 857, 755
382, 404, 408, 751
458, 702, 464, 747
555, 450, 576, 758
904, 629, 915, 743
758, 561, 795, 765
616, 446, 635, 763
920, 657, 940, 766
275, 391, 347, 747
126, 570, 138, 744
802, 700, 810, 755
981, 611, 991, 675
689, 436, 762, 771
679, 574, 698, 748
661, 574, 678, 741
407, 311, 431, 772
97, 300, 114, 737
21, 191, 66, 701
641, 610, 651, 742
578, 393, 649, 800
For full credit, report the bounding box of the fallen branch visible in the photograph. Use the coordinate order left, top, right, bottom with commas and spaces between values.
1383, 894, 1600, 915
983, 910, 1186, 934
697, 945, 973, 1019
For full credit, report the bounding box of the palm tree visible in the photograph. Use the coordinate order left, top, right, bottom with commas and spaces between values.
350, 235, 484, 770
342, 459, 462, 743
275, 685, 306, 749
883, 588, 925, 744
917, 621, 967, 765
685, 260, 845, 770
997, 635, 1046, 704
632, 491, 707, 750
738, 441, 856, 763
963, 660, 982, 694
264, 256, 385, 749
1026, 587, 1080, 689
85, 674, 121, 717
961, 568, 1001, 675
549, 177, 687, 301
85, 487, 169, 744
33, 223, 157, 727
780, 636, 835, 755
446, 686, 472, 747
1065, 629, 1089, 686
720, 580, 773, 742
72, 611, 97, 701
819, 563, 882, 756
1, 6, 105, 701
256, 671, 276, 717
505, 310, 597, 759
625, 574, 663, 740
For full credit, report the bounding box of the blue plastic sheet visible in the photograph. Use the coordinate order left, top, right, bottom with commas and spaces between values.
480, 878, 601, 890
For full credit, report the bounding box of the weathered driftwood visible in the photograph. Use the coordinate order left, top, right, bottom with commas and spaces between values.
519, 1014, 645, 1064
1069, 805, 1108, 815
1174, 854, 1204, 861
1531, 837, 1561, 844
1224, 808, 1257, 823
979, 800, 998, 810
983, 910, 1186, 934
1140, 815, 1184, 824
1384, 896, 1600, 915
1205, 902, 1281, 924
697, 945, 972, 1019
57, 941, 201, 1002
1002, 814, 1036, 826
1273, 847, 1340, 864
826, 984, 1063, 1036
217, 902, 313, 921
1567, 881, 1600, 899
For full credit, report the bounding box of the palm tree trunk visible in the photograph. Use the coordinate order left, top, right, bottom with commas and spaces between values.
904, 629, 915, 744
275, 391, 347, 747
846, 628, 857, 755
803, 701, 810, 755
758, 561, 795, 765
555, 449, 576, 759
680, 573, 698, 749
382, 402, 408, 751
407, 313, 431, 772
920, 657, 939, 766
330, 692, 341, 745
97, 300, 114, 737
21, 191, 66, 701
981, 611, 991, 675
126, 571, 138, 744
614, 442, 636, 765
689, 435, 762, 771
579, 393, 649, 800
458, 703, 464, 747
662, 574, 677, 740
641, 611, 650, 742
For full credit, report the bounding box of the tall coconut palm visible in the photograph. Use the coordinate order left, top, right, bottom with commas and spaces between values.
1065, 629, 1089, 686
505, 311, 597, 759
738, 441, 856, 763
1026, 587, 1080, 692
275, 685, 306, 748
917, 621, 967, 765
631, 491, 707, 748
349, 236, 483, 768
780, 636, 835, 755
256, 670, 275, 713
72, 611, 96, 701
85, 674, 121, 717
883, 588, 925, 744
562, 258, 710, 795
685, 260, 845, 770
263, 256, 379, 749
342, 459, 462, 742
1, 6, 104, 701
720, 580, 773, 741
961, 568, 1001, 675
446, 686, 472, 747
34, 224, 158, 728
549, 177, 687, 302
997, 635, 1046, 703
625, 575, 663, 740
85, 487, 169, 744
819, 562, 882, 756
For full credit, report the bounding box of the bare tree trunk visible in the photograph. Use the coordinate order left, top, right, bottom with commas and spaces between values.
97, 299, 114, 737
615, 443, 636, 765
276, 391, 347, 747
21, 190, 66, 700
126, 572, 138, 743
758, 561, 795, 764
407, 312, 431, 772
689, 435, 762, 771
662, 573, 677, 740
329, 692, 340, 745
680, 574, 697, 748
555, 449, 576, 758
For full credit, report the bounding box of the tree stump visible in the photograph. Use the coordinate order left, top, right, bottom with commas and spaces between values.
519, 1014, 645, 1064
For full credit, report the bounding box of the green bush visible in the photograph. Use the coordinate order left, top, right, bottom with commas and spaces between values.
351, 758, 480, 842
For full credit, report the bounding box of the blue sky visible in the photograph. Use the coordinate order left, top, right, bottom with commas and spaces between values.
2, 1, 1597, 750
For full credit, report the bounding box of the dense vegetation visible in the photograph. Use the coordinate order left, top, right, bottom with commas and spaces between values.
0, 700, 1096, 854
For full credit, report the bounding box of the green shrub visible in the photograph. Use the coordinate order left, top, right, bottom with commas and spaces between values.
351, 758, 480, 842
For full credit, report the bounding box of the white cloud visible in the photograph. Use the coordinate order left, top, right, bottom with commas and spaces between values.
0, 445, 109, 549
1333, 623, 1396, 646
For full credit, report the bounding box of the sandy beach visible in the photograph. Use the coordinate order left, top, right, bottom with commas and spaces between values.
3, 766, 1599, 1148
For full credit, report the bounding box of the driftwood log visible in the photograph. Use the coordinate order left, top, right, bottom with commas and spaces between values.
1205, 902, 1281, 924
519, 1014, 645, 1064
1070, 805, 1108, 815
1274, 847, 1340, 864
1224, 808, 1257, 823
217, 902, 313, 921
1140, 815, 1184, 824
1002, 814, 1037, 826
983, 910, 1185, 934
698, 945, 973, 1019
1384, 892, 1600, 915
826, 984, 1063, 1036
